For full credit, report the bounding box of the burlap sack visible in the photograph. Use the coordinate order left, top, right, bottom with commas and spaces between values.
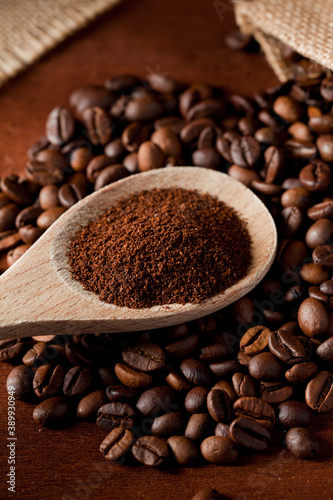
235, 0, 333, 82
0, 0, 123, 88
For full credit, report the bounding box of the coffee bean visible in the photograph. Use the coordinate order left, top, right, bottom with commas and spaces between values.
0, 204, 20, 232
151, 127, 182, 158
305, 219, 333, 249
316, 337, 333, 364
298, 298, 328, 337
167, 436, 197, 465
198, 344, 231, 363
285, 427, 318, 459
121, 341, 165, 372
273, 96, 303, 123
125, 95, 164, 122
82, 107, 113, 146
264, 146, 284, 183
100, 427, 134, 462
45, 107, 75, 146
33, 362, 65, 399
212, 380, 238, 402
185, 413, 212, 441
77, 390, 108, 420
63, 366, 92, 398
136, 386, 175, 416
106, 385, 139, 404
70, 146, 94, 172
228, 164, 260, 186
200, 436, 238, 464
165, 334, 199, 359
260, 380, 293, 404
105, 74, 140, 92
239, 325, 271, 356
1, 175, 34, 205
70, 86, 115, 116
58, 183, 83, 208
285, 362, 318, 384
232, 372, 256, 397
132, 435, 168, 466
268, 328, 308, 364
137, 141, 165, 171
230, 417, 270, 451
33, 397, 70, 427
277, 401, 312, 428
165, 367, 191, 392
192, 148, 222, 170
299, 262, 330, 285
97, 402, 136, 431
0, 229, 21, 252
288, 122, 313, 142
180, 358, 211, 386
186, 99, 225, 121
317, 134, 333, 162
313, 245, 333, 269
207, 389, 232, 423
0, 339, 28, 362
233, 397, 275, 428
305, 371, 333, 412
180, 118, 216, 144
36, 207, 66, 229
151, 411, 184, 437
19, 225, 44, 245
6, 365, 34, 400
215, 423, 230, 438
248, 352, 284, 381
209, 360, 242, 378
185, 386, 209, 413
115, 363, 152, 389
26, 160, 67, 186
299, 159, 331, 192
230, 136, 260, 168
281, 187, 313, 209
308, 201, 333, 221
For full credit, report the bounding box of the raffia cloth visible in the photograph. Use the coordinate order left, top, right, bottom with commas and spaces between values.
0, 0, 123, 88
234, 0, 333, 82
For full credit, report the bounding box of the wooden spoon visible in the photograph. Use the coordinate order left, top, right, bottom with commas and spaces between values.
0, 167, 277, 340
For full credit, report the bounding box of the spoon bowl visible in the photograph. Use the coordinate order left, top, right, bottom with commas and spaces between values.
0, 167, 277, 339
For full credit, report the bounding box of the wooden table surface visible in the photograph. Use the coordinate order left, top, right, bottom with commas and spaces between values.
0, 1, 332, 499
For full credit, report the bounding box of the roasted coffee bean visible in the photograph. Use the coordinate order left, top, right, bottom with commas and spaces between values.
317, 134, 333, 162
298, 298, 328, 337
38, 184, 60, 209
1, 175, 34, 205
136, 386, 175, 416
22, 341, 52, 367
97, 402, 136, 431
19, 224, 44, 244
132, 435, 168, 466
58, 183, 83, 208
209, 360, 241, 378
316, 337, 333, 364
305, 219, 333, 249
308, 201, 333, 221
207, 389, 232, 423
115, 363, 152, 389
0, 339, 28, 362
151, 127, 182, 158
281, 187, 313, 209
248, 352, 284, 381
69, 146, 94, 172
228, 164, 260, 187
0, 204, 20, 232
63, 366, 92, 398
164, 335, 200, 359
260, 380, 293, 404
305, 371, 333, 412
212, 380, 238, 402
230, 136, 260, 168
233, 397, 275, 428
268, 329, 307, 364
0, 229, 21, 251
215, 423, 230, 438
167, 436, 197, 465
45, 106, 75, 146
285, 427, 318, 459
33, 397, 70, 427
26, 160, 66, 186
277, 401, 312, 428
186, 99, 225, 121
125, 95, 164, 122
230, 417, 270, 451
100, 427, 134, 462
239, 325, 271, 356
121, 122, 150, 152
185, 386, 209, 413
320, 280, 333, 295
121, 341, 165, 372
106, 385, 139, 404
105, 74, 139, 92
137, 141, 165, 171
33, 362, 65, 399
180, 358, 210, 386
180, 118, 215, 145
288, 122, 313, 142
146, 72, 183, 93
299, 159, 331, 192
97, 365, 117, 387
313, 245, 333, 269
264, 146, 284, 183
7, 243, 30, 267
36, 207, 66, 229
232, 373, 256, 398
82, 107, 113, 146
185, 413, 212, 441
198, 344, 230, 363
200, 436, 238, 464
192, 147, 222, 170
70, 86, 115, 116
77, 390, 108, 420
86, 154, 117, 183
309, 285, 329, 305
299, 262, 330, 285
6, 365, 34, 400
65, 341, 94, 366
15, 206, 43, 229
165, 367, 191, 392
151, 411, 184, 437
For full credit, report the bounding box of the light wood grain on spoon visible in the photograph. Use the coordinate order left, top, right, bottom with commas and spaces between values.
0, 167, 277, 339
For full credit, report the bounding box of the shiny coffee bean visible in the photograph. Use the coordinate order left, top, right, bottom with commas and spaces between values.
33, 397, 70, 427
82, 107, 113, 146
185, 386, 209, 413
115, 363, 152, 389
63, 366, 92, 398
233, 397, 275, 428
77, 390, 108, 420
151, 411, 184, 437
185, 413, 212, 441
45, 106, 75, 146
180, 358, 211, 386
248, 352, 284, 381
100, 427, 134, 462
285, 427, 318, 459
239, 325, 271, 356
136, 386, 175, 416
0, 339, 28, 362
268, 329, 308, 365
132, 436, 168, 467
230, 417, 270, 451
298, 298, 328, 337
232, 372, 256, 397
200, 436, 238, 464
260, 380, 294, 404
167, 436, 197, 466
285, 362, 318, 384
33, 362, 65, 399
277, 401, 312, 428
121, 341, 165, 372
305, 371, 333, 412
6, 365, 34, 400
97, 402, 136, 431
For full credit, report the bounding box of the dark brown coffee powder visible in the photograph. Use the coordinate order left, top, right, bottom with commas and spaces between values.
68, 188, 252, 308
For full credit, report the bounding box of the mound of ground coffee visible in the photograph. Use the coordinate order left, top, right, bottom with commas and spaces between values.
68, 188, 252, 308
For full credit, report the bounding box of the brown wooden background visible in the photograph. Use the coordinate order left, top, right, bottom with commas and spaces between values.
0, 0, 332, 498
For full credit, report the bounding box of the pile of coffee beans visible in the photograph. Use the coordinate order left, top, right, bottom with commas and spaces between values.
1, 65, 333, 471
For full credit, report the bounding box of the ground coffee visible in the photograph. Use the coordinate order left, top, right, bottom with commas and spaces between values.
68, 188, 252, 308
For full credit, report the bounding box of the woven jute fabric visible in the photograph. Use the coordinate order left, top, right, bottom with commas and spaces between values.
235, 0, 333, 82
0, 0, 122, 88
